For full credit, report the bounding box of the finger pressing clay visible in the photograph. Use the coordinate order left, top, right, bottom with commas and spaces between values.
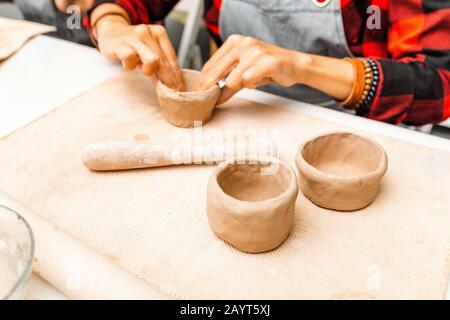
156, 69, 221, 128
206, 157, 299, 253
295, 132, 388, 211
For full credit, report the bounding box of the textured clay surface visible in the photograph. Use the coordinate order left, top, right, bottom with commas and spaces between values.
296, 132, 388, 211
156, 69, 220, 128
207, 158, 299, 253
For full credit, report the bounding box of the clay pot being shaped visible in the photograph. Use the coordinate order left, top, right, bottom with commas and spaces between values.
206, 157, 299, 253
295, 132, 388, 211
156, 69, 221, 128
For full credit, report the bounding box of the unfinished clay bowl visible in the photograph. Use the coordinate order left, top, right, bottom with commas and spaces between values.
295, 132, 388, 211
156, 69, 221, 128
206, 157, 299, 253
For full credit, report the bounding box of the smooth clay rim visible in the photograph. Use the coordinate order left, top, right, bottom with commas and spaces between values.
209, 156, 299, 211
296, 131, 388, 184
155, 69, 220, 101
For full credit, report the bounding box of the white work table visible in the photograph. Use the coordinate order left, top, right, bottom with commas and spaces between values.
0, 36, 449, 300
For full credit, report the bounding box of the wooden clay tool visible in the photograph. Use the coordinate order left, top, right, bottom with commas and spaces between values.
83, 140, 276, 171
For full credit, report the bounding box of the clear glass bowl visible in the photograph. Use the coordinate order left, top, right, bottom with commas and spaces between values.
0, 204, 35, 300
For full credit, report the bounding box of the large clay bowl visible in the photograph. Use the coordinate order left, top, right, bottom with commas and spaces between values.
206, 157, 299, 253
295, 132, 388, 211
156, 69, 220, 128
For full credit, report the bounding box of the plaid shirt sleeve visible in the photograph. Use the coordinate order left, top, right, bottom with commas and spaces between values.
84, 0, 179, 27
343, 0, 450, 125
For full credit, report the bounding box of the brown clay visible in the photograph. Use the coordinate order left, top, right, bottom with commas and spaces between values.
206, 157, 299, 253
295, 132, 388, 211
82, 138, 276, 171
83, 142, 178, 171
156, 69, 220, 128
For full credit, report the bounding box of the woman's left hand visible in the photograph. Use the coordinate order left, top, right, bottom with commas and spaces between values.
197, 35, 309, 104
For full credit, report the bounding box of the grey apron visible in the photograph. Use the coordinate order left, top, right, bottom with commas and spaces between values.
14, 0, 92, 46
219, 0, 354, 106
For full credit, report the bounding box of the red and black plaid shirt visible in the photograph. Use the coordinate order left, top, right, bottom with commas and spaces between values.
86, 0, 450, 126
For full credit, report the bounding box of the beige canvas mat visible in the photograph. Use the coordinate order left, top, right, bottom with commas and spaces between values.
0, 17, 55, 61
0, 72, 448, 299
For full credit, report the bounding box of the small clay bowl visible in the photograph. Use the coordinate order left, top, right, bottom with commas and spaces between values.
156, 69, 221, 128
295, 132, 388, 211
206, 157, 299, 253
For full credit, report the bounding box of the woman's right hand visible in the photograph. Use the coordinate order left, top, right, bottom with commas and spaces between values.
96, 15, 184, 90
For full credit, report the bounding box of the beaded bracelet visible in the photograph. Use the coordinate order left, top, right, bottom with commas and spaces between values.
340, 58, 379, 113
356, 59, 379, 114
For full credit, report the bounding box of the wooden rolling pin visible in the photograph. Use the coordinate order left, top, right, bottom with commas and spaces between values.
83, 140, 276, 171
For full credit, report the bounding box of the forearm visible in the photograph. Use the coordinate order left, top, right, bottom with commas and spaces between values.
296, 53, 355, 101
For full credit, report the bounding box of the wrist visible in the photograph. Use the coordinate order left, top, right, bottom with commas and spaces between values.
293, 53, 354, 101
96, 15, 129, 37
291, 52, 312, 85
91, 3, 130, 43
